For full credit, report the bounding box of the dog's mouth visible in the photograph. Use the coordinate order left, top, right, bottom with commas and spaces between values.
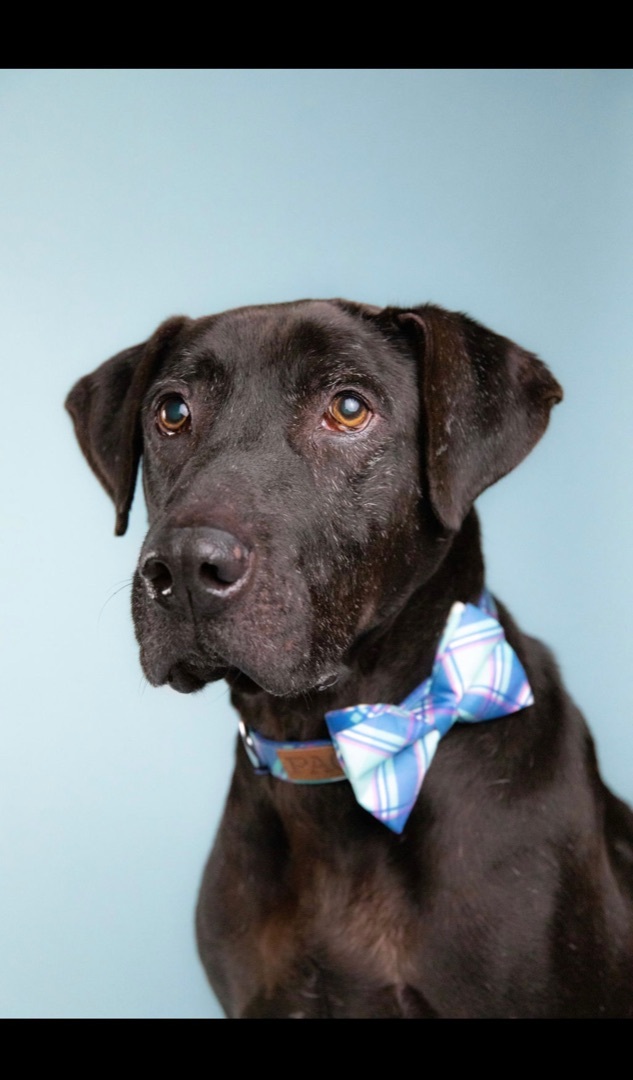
165, 661, 265, 696
165, 661, 227, 694
132, 534, 365, 698
165, 664, 345, 702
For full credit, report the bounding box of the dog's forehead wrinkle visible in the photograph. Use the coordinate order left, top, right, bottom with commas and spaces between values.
279, 309, 377, 356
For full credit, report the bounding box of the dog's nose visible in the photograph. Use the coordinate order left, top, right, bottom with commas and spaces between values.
140, 527, 252, 611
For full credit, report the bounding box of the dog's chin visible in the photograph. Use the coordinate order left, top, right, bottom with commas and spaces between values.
236, 668, 345, 698
163, 661, 229, 694
151, 655, 345, 699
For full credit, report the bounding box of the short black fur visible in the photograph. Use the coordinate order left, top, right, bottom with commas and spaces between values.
66, 299, 633, 1018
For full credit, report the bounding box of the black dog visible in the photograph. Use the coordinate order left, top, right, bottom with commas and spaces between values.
66, 299, 633, 1018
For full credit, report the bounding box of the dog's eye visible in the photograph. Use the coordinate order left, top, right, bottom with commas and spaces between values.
325, 393, 371, 432
156, 394, 191, 435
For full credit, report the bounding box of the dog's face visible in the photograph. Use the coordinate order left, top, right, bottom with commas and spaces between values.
66, 300, 562, 698
133, 302, 431, 697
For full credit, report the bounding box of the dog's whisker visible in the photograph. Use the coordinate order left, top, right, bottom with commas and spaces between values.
97, 578, 134, 623
136, 673, 151, 698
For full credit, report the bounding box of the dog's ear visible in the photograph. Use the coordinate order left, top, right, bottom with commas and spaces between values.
65, 317, 188, 536
386, 304, 563, 532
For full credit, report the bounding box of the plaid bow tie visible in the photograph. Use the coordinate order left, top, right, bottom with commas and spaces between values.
238, 591, 533, 834
324, 595, 533, 832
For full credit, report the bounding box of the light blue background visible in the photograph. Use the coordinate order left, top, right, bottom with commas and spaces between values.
1, 69, 632, 1018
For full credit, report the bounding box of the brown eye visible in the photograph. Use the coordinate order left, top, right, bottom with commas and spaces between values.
156, 394, 191, 435
326, 393, 371, 431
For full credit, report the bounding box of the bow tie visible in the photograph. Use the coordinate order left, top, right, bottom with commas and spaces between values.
238, 591, 534, 834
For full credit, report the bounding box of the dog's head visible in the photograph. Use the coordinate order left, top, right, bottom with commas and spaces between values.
66, 300, 562, 696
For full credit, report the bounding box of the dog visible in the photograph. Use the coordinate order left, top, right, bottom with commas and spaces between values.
66, 298, 633, 1018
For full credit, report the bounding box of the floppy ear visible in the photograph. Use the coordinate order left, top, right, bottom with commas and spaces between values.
65, 317, 188, 536
390, 304, 563, 532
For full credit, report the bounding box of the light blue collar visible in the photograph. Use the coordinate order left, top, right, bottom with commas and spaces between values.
238, 589, 534, 832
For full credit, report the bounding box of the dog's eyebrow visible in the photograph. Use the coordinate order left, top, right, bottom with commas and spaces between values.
292, 352, 392, 407
278, 317, 400, 400
149, 349, 227, 390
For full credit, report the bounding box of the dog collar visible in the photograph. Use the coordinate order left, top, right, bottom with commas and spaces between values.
238, 589, 534, 833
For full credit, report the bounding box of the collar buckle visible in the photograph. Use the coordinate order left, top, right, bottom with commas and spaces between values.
238, 718, 269, 774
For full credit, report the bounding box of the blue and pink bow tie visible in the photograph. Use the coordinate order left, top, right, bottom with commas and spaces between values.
238, 591, 534, 834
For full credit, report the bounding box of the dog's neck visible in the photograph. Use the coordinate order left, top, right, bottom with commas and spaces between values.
229, 510, 485, 743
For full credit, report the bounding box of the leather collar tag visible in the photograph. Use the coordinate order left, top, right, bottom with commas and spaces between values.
276, 744, 345, 782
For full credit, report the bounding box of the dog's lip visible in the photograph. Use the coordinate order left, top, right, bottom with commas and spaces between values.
165, 660, 345, 699
224, 668, 261, 695
165, 661, 229, 694
232, 664, 346, 698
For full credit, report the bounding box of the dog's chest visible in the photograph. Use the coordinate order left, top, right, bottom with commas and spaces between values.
304, 855, 416, 976
251, 837, 425, 1010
